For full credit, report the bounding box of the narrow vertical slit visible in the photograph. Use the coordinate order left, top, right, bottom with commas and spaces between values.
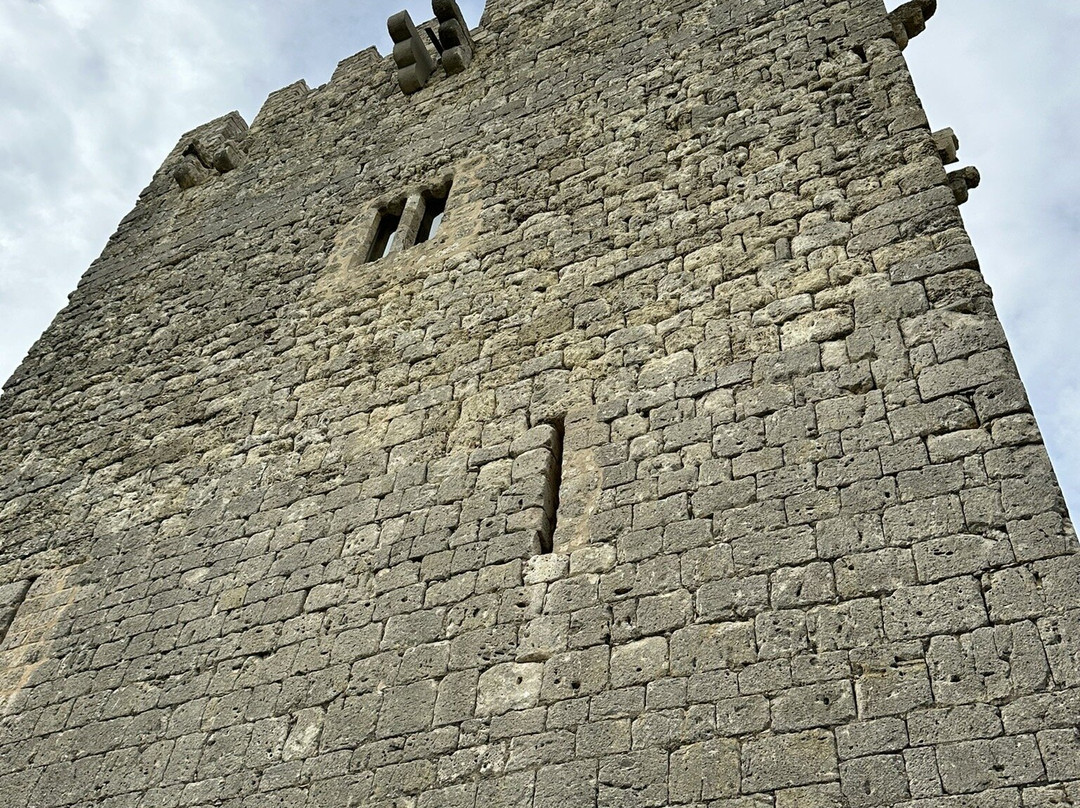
0, 578, 34, 648
540, 417, 565, 555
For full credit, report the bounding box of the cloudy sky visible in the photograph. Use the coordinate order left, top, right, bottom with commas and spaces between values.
1, 1, 1077, 513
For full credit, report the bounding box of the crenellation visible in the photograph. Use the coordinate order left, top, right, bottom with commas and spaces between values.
330, 46, 385, 86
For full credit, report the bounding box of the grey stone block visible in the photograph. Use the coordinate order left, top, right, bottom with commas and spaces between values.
855, 660, 933, 719
840, 753, 911, 808
610, 637, 668, 688
742, 730, 839, 793
771, 681, 856, 732
669, 739, 740, 801
936, 736, 1045, 794
476, 662, 543, 716
883, 577, 988, 640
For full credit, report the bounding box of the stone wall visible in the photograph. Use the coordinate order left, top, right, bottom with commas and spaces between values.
0, 0, 1077, 805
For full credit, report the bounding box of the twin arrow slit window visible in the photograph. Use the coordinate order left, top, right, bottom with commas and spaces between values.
365, 182, 452, 264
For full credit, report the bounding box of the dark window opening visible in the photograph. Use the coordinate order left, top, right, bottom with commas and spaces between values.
367, 211, 402, 263
416, 186, 451, 245
539, 417, 566, 555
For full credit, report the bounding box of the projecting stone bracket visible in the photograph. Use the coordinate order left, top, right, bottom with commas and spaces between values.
213, 141, 248, 174
888, 0, 937, 51
929, 128, 977, 203
434, 0, 475, 75
172, 137, 248, 190
389, 0, 476, 95
933, 127, 960, 165
389, 10, 436, 95
948, 166, 981, 204
172, 157, 210, 191
173, 140, 213, 190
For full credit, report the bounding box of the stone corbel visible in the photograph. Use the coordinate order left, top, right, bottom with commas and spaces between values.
389, 10, 436, 95
434, 0, 475, 75
948, 166, 981, 205
172, 136, 249, 190
172, 140, 214, 190
214, 140, 247, 174
932, 128, 959, 165
888, 0, 937, 51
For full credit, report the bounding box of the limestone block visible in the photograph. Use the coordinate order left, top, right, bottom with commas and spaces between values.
775, 784, 844, 808
835, 549, 918, 599
213, 140, 247, 173
883, 577, 989, 640
771, 681, 857, 732
835, 718, 909, 760
755, 609, 809, 659
855, 660, 933, 719
933, 128, 960, 165
742, 730, 839, 793
434, 669, 478, 726
669, 622, 756, 676
534, 760, 596, 808
172, 155, 210, 190
839, 753, 910, 808
1037, 728, 1080, 780
610, 637, 668, 688
668, 739, 740, 801
376, 680, 437, 738
576, 718, 631, 757
907, 703, 1003, 746
476, 662, 543, 716
540, 646, 609, 701
598, 749, 668, 806
904, 746, 944, 799
913, 534, 1013, 583
1040, 611, 1080, 687
926, 623, 1051, 704
714, 694, 770, 735
888, 0, 938, 51
936, 736, 1045, 794
697, 575, 770, 620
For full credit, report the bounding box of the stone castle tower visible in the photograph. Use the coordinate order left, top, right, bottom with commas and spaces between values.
1, 0, 1077, 805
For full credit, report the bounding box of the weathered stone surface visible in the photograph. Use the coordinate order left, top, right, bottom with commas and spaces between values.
476, 662, 543, 716
0, 0, 1076, 805
742, 730, 839, 793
